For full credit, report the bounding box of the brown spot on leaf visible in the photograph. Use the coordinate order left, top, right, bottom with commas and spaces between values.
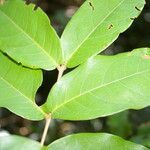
143, 55, 150, 59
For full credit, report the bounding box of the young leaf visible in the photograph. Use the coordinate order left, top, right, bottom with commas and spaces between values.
0, 52, 45, 120
0, 135, 44, 150
48, 133, 149, 150
45, 48, 150, 120
0, 0, 62, 70
61, 0, 145, 68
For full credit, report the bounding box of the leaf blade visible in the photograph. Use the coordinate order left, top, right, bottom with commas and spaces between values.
45, 48, 150, 120
61, 0, 145, 68
0, 135, 43, 150
0, 52, 45, 120
0, 0, 62, 70
48, 133, 149, 150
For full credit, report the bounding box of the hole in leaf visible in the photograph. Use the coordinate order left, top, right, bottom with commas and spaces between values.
108, 24, 113, 29
88, 1, 94, 11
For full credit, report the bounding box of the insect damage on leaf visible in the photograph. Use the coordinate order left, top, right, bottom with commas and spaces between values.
88, 1, 94, 11
130, 17, 136, 20
33, 5, 38, 10
33, 1, 40, 10
135, 6, 141, 11
108, 24, 113, 29
25, 0, 39, 11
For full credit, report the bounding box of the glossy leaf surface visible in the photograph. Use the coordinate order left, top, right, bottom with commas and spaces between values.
48, 133, 149, 150
0, 134, 148, 150
0, 135, 43, 150
0, 0, 62, 70
61, 0, 145, 68
0, 52, 45, 120
45, 48, 150, 120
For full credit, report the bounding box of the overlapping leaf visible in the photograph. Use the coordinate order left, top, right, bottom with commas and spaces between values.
45, 48, 150, 120
0, 52, 45, 120
0, 0, 62, 70
0, 133, 148, 150
61, 0, 145, 68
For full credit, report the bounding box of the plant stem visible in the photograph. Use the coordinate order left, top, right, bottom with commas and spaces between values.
57, 65, 66, 81
40, 115, 51, 146
40, 65, 66, 146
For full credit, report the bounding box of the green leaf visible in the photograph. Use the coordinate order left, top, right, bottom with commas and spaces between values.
0, 0, 62, 70
61, 0, 145, 68
45, 48, 150, 120
0, 52, 45, 120
1, 134, 148, 150
48, 133, 149, 150
0, 135, 44, 150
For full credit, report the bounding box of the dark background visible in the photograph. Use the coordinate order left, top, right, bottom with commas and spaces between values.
0, 0, 150, 147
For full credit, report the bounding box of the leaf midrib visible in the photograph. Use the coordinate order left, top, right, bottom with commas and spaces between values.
0, 77, 46, 116
0, 9, 58, 67
64, 0, 126, 64
52, 69, 150, 113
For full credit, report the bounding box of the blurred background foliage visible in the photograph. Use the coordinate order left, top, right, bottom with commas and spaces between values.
0, 0, 150, 148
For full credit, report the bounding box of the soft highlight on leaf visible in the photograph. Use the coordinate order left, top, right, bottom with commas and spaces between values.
45, 48, 150, 120
0, 135, 43, 150
61, 0, 145, 68
0, 0, 62, 70
48, 133, 149, 150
